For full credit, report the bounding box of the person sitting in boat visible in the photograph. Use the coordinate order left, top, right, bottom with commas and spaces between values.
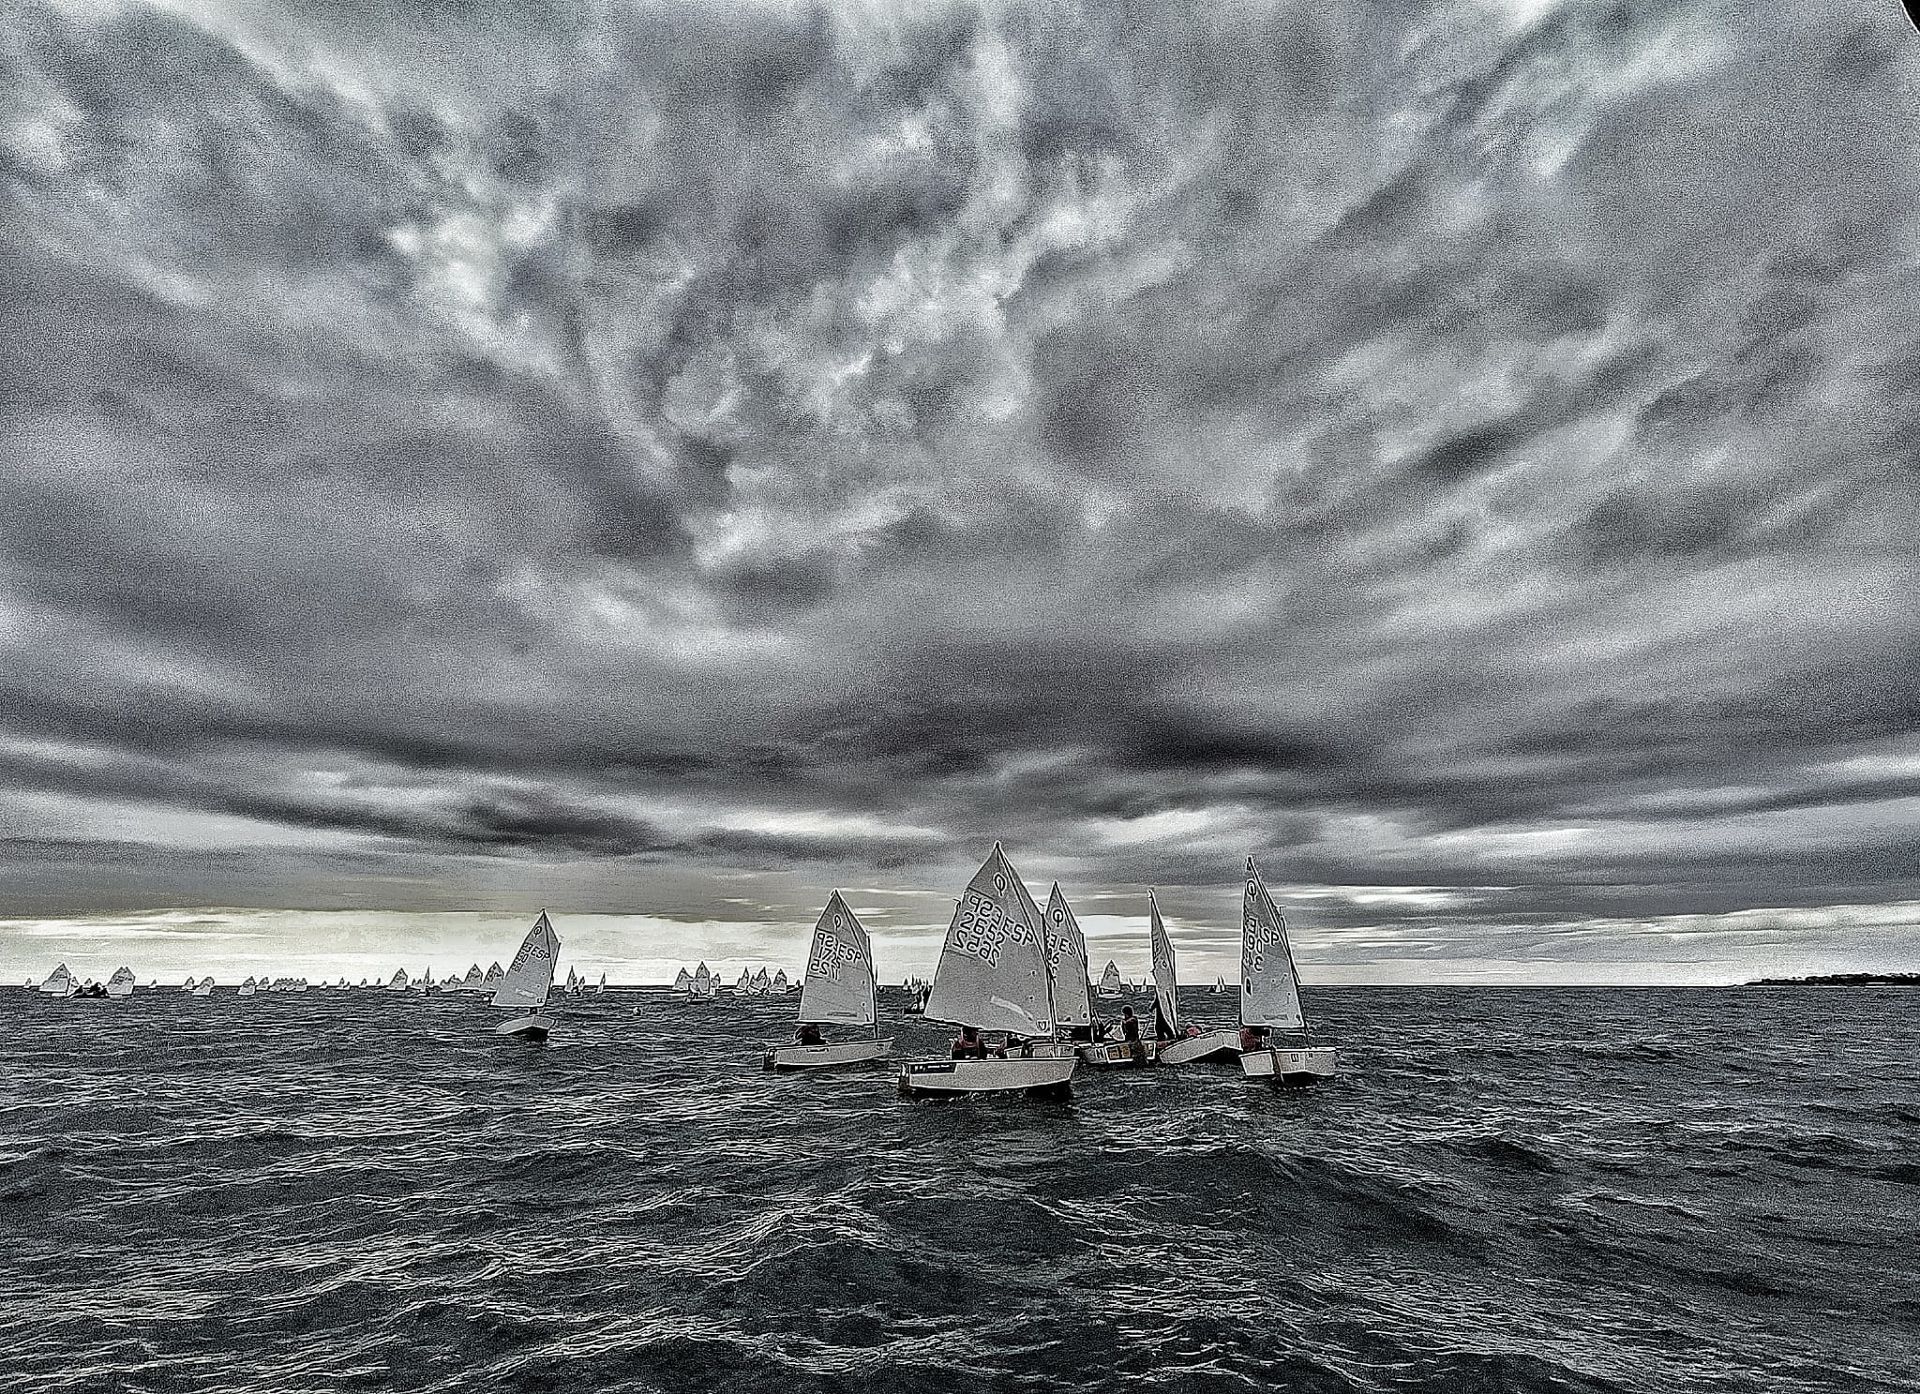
953, 1025, 988, 1059
794, 1022, 825, 1046
1120, 1006, 1147, 1064
1239, 1024, 1270, 1053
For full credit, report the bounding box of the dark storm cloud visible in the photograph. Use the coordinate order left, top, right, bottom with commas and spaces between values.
2, 0, 1918, 975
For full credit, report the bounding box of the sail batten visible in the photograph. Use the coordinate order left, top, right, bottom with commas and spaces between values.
797, 891, 877, 1027
921, 844, 1055, 1037
1242, 858, 1305, 1030
492, 912, 561, 1010
1149, 890, 1179, 1033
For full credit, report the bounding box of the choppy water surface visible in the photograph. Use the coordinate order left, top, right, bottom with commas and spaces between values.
2, 986, 1915, 1393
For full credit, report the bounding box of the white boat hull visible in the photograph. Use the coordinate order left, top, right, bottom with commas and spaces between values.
1158, 1027, 1243, 1066
1077, 1039, 1158, 1067
495, 1014, 555, 1041
1239, 1045, 1338, 1085
763, 1038, 894, 1070
898, 1055, 1076, 1097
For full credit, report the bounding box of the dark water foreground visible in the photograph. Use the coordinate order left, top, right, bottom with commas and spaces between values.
1, 986, 1914, 1393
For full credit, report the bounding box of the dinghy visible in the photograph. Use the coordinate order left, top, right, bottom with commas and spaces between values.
1153, 891, 1239, 1065
732, 969, 751, 997
491, 911, 561, 1040
386, 969, 410, 993
689, 962, 716, 1002
38, 964, 78, 998
1096, 961, 1124, 999
672, 967, 693, 995
765, 892, 892, 1070
750, 967, 771, 996
481, 962, 504, 994
1238, 858, 1337, 1085
898, 844, 1076, 1098
596, 972, 607, 995
1211, 974, 1227, 994
1042, 885, 1098, 1060
1080, 893, 1163, 1069
457, 964, 485, 994
191, 977, 214, 997
105, 966, 137, 999
238, 976, 257, 997
770, 968, 790, 995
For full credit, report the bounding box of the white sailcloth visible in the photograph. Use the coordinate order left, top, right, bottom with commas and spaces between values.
1098, 961, 1123, 994
492, 912, 561, 1011
921, 844, 1055, 1038
692, 962, 713, 995
797, 891, 877, 1027
1242, 858, 1305, 1030
1148, 890, 1179, 1033
387, 969, 409, 992
106, 966, 136, 998
673, 967, 693, 993
1042, 885, 1093, 1028
39, 964, 75, 996
751, 968, 770, 994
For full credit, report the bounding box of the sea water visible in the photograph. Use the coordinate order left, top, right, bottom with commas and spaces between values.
1, 986, 1913, 1392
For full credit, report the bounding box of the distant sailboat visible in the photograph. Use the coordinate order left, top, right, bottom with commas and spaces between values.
38, 964, 78, 998
770, 968, 790, 994
105, 966, 136, 1000
673, 967, 693, 995
491, 911, 561, 1041
1211, 974, 1227, 994
457, 964, 484, 994
733, 968, 751, 996
689, 962, 716, 1002
191, 976, 214, 997
386, 969, 410, 993
765, 892, 892, 1070
596, 972, 606, 995
1096, 961, 1123, 999
1238, 858, 1337, 1085
481, 962, 504, 994
898, 844, 1076, 1097
1083, 892, 1168, 1069
238, 976, 257, 998
750, 967, 771, 996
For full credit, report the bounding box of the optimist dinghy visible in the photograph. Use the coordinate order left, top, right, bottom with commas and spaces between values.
237, 976, 257, 998
491, 911, 561, 1041
1238, 859, 1337, 1085
764, 892, 891, 1070
898, 844, 1075, 1098
1154, 893, 1240, 1065
672, 967, 693, 995
105, 966, 137, 999
191, 977, 214, 997
38, 964, 78, 998
689, 962, 716, 1002
1096, 961, 1124, 999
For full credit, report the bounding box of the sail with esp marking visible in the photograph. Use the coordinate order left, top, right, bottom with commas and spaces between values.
921, 843, 1054, 1038
797, 891, 877, 1027
1148, 890, 1179, 1034
492, 912, 560, 1010
1042, 885, 1093, 1028
1242, 858, 1305, 1030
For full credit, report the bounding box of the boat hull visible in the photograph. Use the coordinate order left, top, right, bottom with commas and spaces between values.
898, 1055, 1076, 1097
1239, 1045, 1338, 1085
763, 1038, 894, 1070
1158, 1027, 1243, 1066
495, 1014, 554, 1041
1076, 1039, 1158, 1067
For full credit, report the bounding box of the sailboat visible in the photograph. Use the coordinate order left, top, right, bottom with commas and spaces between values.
689, 962, 716, 1002
105, 967, 137, 999
386, 969, 410, 993
1238, 858, 1338, 1085
898, 843, 1076, 1097
750, 967, 771, 996
457, 964, 484, 994
770, 968, 790, 994
1096, 961, 1124, 998
491, 911, 561, 1040
481, 962, 504, 994
764, 891, 892, 1070
1043, 884, 1098, 1059
38, 964, 78, 998
732, 968, 751, 996
1154, 891, 1237, 1064
596, 972, 607, 995
416, 967, 435, 995
1082, 892, 1166, 1068
672, 967, 693, 995
191, 976, 214, 997
1210, 974, 1227, 994
238, 976, 257, 998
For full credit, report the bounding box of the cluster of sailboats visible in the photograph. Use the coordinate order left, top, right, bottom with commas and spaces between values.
18, 846, 1334, 1096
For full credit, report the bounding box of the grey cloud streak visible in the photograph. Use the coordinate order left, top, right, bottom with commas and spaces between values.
1, 0, 1918, 975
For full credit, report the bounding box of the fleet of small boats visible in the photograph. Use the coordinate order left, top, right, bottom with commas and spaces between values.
11, 852, 1339, 1092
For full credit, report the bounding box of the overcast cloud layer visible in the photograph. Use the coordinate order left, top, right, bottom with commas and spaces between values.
3, 0, 1918, 982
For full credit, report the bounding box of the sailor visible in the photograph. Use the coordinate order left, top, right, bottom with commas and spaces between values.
1239, 1023, 1269, 1053
953, 1024, 987, 1059
795, 1022, 825, 1046
1120, 1006, 1147, 1064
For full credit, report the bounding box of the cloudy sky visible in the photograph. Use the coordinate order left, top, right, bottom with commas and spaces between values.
3, 0, 1918, 986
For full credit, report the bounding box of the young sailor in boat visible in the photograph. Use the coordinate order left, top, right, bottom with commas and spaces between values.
1120, 1006, 1146, 1064
794, 1022, 825, 1046
1239, 1023, 1270, 1053
952, 1025, 1007, 1060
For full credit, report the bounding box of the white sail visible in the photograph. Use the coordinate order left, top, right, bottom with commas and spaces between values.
797, 891, 877, 1028
1214, 974, 1227, 992
460, 964, 484, 992
39, 963, 75, 997
1148, 890, 1179, 1033
1242, 858, 1305, 1030
103, 966, 136, 998
771, 968, 790, 993
751, 968, 770, 994
1042, 885, 1093, 1028
673, 967, 693, 993
492, 911, 561, 1010
921, 843, 1055, 1038
482, 962, 504, 992
692, 962, 713, 995
1097, 961, 1123, 995
734, 969, 751, 993
386, 969, 410, 992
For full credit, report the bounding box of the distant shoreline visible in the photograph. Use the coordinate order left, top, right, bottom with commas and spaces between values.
1744, 973, 1920, 987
